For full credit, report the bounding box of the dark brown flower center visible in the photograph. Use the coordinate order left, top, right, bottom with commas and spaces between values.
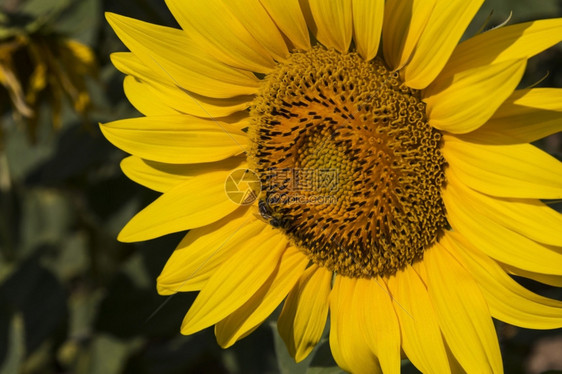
249, 47, 448, 278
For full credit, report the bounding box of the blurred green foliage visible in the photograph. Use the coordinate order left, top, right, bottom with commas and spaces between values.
0, 0, 561, 373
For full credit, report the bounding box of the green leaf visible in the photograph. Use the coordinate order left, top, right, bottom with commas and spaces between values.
19, 0, 71, 26
307, 338, 341, 373
0, 314, 25, 374
306, 368, 345, 374
67, 287, 103, 339
56, 0, 102, 44
43, 233, 89, 282
86, 334, 134, 374
272, 321, 312, 374
4, 120, 56, 183
19, 189, 72, 255
0, 260, 67, 353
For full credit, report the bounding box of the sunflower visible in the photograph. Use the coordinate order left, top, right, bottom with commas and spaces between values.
102, 1, 562, 372
0, 10, 97, 144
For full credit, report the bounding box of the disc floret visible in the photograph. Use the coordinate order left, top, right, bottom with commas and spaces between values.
249, 47, 447, 278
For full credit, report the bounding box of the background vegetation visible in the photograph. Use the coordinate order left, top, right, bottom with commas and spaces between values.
0, 0, 561, 373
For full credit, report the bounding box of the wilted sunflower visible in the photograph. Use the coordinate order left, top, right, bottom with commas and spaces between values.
0, 10, 97, 143
102, 1, 562, 372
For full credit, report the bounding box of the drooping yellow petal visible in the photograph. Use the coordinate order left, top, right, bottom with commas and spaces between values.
382, 0, 436, 70
443, 135, 562, 199
64, 39, 96, 70
424, 59, 526, 134
330, 276, 381, 374
277, 264, 331, 362
165, 0, 276, 73
440, 18, 562, 77
157, 207, 262, 294
351, 0, 384, 61
222, 0, 289, 62
118, 170, 242, 242
120, 156, 245, 193
215, 246, 308, 348
401, 0, 484, 89
456, 88, 562, 145
106, 13, 259, 98
386, 266, 450, 373
100, 115, 248, 165
181, 227, 287, 334
303, 0, 353, 53
356, 278, 400, 374
258, 0, 310, 50
424, 242, 502, 373
446, 172, 562, 247
445, 232, 562, 329
116, 53, 252, 118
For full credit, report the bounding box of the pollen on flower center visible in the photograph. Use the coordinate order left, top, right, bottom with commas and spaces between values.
248, 47, 448, 278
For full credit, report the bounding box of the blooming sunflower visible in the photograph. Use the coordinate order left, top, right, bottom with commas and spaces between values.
102, 1, 562, 372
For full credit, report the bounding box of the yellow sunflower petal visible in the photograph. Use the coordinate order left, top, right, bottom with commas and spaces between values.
402, 0, 484, 89
215, 246, 308, 348
444, 179, 562, 275
446, 232, 562, 329
304, 0, 353, 53
382, 0, 436, 70
443, 135, 562, 199
356, 278, 400, 374
258, 0, 310, 50
181, 227, 287, 334
120, 156, 188, 193
222, 0, 289, 62
157, 208, 262, 295
386, 266, 450, 373
122, 71, 249, 119
118, 170, 242, 242
120, 156, 245, 193
116, 54, 252, 118
501, 263, 562, 288
123, 76, 178, 116
424, 242, 502, 373
165, 0, 276, 73
423, 59, 526, 134
352, 0, 384, 61
100, 115, 248, 165
456, 88, 562, 145
441, 18, 562, 77
277, 264, 331, 362
447, 173, 562, 247
106, 13, 259, 98
330, 276, 381, 374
